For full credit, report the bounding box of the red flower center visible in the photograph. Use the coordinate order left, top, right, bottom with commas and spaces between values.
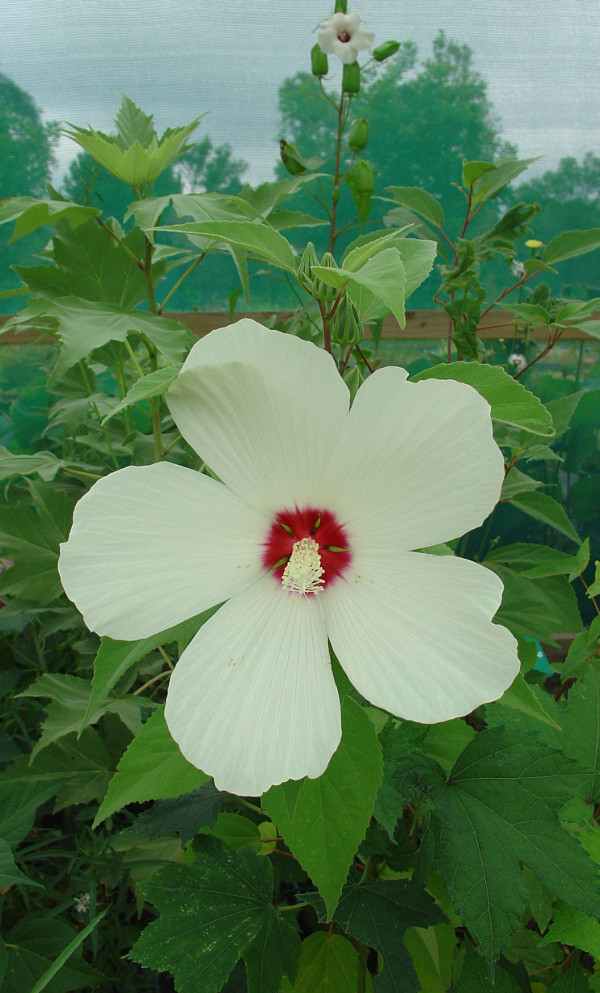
338, 30, 352, 42
262, 506, 352, 593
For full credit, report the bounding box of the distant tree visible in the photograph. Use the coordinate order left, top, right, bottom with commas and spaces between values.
177, 137, 248, 194
0, 72, 58, 311
505, 153, 600, 298
0, 72, 57, 199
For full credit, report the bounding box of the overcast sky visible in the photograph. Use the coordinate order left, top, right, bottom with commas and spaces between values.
0, 0, 598, 187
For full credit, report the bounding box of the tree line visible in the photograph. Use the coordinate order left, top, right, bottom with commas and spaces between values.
0, 32, 598, 313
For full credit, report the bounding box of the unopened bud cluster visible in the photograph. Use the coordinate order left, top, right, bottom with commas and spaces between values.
331, 294, 364, 346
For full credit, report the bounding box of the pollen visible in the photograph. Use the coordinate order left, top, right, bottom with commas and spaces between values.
281, 537, 325, 598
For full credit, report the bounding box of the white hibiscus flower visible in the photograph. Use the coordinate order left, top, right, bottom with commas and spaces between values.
59, 320, 519, 796
317, 11, 375, 64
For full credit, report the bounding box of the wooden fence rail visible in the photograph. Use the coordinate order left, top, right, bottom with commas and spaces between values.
0, 310, 597, 345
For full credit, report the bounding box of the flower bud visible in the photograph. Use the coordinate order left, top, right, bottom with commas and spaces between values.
348, 117, 370, 152
352, 159, 374, 195
311, 43, 329, 78
372, 40, 401, 62
298, 241, 318, 290
342, 61, 360, 95
279, 139, 305, 176
343, 364, 364, 404
312, 252, 339, 303
331, 294, 364, 346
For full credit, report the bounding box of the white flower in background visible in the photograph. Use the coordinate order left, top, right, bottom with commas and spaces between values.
73, 893, 90, 914
318, 11, 375, 64
511, 260, 526, 280
59, 320, 519, 796
508, 352, 527, 373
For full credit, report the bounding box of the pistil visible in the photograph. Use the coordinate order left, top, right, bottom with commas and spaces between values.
281, 537, 325, 598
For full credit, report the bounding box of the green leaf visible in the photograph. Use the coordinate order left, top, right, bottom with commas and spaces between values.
412, 362, 553, 436
131, 835, 298, 993
16, 217, 149, 309
239, 175, 316, 216
29, 909, 108, 993
461, 160, 497, 188
539, 901, 600, 958
332, 879, 444, 993
41, 298, 194, 381
498, 672, 561, 729
20, 672, 142, 759
562, 620, 600, 679
420, 720, 475, 775
431, 727, 600, 963
543, 228, 600, 266
0, 447, 62, 483
452, 941, 524, 992
560, 667, 600, 803
404, 923, 457, 993
263, 697, 383, 919
2, 917, 103, 993
546, 392, 584, 438
0, 197, 99, 241
485, 542, 585, 579
82, 608, 216, 731
244, 913, 301, 993
501, 466, 541, 500
160, 219, 296, 271
285, 932, 372, 993
65, 104, 201, 188
93, 705, 209, 826
509, 490, 580, 543
341, 226, 412, 271
102, 365, 181, 424
491, 566, 582, 645
0, 482, 74, 604
313, 247, 408, 327
587, 562, 600, 598
269, 209, 328, 231
202, 812, 261, 850
0, 838, 42, 889
385, 186, 445, 228
135, 782, 226, 842
470, 157, 538, 207
115, 93, 156, 148
0, 780, 59, 847
1, 731, 113, 811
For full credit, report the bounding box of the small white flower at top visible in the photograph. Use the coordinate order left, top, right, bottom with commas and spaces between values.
511, 260, 526, 280
508, 353, 527, 373
318, 11, 375, 64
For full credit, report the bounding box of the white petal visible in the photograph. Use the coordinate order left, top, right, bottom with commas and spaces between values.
323, 549, 519, 724
167, 319, 349, 514
165, 575, 341, 796
320, 367, 505, 551
58, 462, 267, 640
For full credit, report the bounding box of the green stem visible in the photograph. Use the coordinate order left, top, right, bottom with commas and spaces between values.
142, 238, 164, 460
95, 216, 143, 269
144, 237, 157, 314
158, 252, 206, 315
60, 466, 102, 481
574, 338, 585, 390
123, 338, 146, 378
329, 93, 346, 255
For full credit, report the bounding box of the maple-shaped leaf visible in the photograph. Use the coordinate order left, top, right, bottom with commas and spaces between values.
429, 727, 600, 963
130, 835, 299, 993
333, 879, 443, 993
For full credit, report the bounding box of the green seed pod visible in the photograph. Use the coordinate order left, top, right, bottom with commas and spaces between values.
343, 364, 364, 404
342, 61, 360, 95
331, 294, 364, 346
279, 139, 305, 176
298, 241, 318, 291
311, 43, 329, 78
348, 117, 370, 152
312, 251, 339, 303
352, 159, 374, 195
372, 40, 401, 62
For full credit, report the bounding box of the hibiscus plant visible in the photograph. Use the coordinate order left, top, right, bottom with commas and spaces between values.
1, 4, 600, 993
